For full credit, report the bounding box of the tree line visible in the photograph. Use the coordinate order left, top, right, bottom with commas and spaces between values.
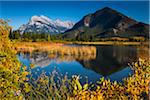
9, 30, 146, 42
9, 30, 53, 42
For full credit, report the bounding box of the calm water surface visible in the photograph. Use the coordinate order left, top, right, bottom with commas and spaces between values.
18, 45, 148, 84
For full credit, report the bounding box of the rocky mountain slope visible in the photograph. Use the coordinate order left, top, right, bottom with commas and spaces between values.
63, 7, 149, 40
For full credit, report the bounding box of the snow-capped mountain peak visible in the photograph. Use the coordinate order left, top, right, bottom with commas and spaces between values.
29, 15, 53, 25
19, 15, 75, 34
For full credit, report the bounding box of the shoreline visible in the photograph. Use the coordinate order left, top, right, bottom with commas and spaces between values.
69, 41, 149, 45
14, 41, 149, 54
48, 41, 149, 46
15, 41, 149, 46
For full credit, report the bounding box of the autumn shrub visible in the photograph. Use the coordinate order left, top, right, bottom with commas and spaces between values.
0, 20, 30, 99
71, 59, 150, 100
21, 59, 149, 100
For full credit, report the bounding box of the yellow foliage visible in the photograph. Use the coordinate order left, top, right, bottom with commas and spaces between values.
0, 20, 30, 99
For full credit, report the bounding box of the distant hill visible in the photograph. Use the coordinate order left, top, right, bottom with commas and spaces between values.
63, 7, 149, 41
18, 15, 75, 34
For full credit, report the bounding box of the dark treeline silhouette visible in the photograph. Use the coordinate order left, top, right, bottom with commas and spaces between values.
9, 30, 146, 42
9, 30, 51, 42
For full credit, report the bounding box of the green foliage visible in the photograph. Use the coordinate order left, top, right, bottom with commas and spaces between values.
9, 31, 52, 42
9, 30, 20, 39
47, 34, 51, 41
9, 29, 148, 42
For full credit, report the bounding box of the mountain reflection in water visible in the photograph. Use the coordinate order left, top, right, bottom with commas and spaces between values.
18, 45, 148, 83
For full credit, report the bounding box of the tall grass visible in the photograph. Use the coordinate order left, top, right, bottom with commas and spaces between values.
16, 42, 96, 56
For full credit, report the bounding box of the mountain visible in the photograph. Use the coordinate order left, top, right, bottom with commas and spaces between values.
19, 15, 75, 34
63, 7, 149, 41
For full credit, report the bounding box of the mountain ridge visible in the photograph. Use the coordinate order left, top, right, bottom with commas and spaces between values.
63, 7, 149, 41
19, 15, 75, 34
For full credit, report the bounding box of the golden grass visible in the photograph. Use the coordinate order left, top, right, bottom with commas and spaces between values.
15, 42, 96, 56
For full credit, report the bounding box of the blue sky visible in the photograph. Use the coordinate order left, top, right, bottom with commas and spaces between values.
0, 1, 149, 29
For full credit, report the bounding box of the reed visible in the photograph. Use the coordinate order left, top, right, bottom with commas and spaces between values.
15, 42, 96, 56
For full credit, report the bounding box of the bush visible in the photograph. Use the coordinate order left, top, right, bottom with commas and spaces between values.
18, 59, 150, 100
0, 20, 30, 99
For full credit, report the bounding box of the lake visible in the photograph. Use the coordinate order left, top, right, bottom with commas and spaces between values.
17, 45, 148, 84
